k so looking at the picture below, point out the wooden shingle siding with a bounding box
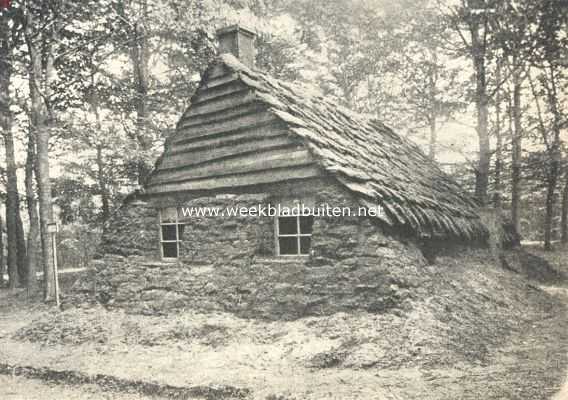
[150,148,313,185]
[146,165,321,194]
[177,101,263,131]
[170,123,289,154]
[161,135,299,170]
[175,110,277,144]
[147,69,319,194]
[183,89,257,119]
[191,80,248,104]
[201,72,240,89]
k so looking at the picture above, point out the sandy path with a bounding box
[0,375,161,400]
[542,286,568,400]
[2,250,568,399]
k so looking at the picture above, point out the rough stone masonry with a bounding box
[85,177,442,319]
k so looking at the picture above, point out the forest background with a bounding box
[0,0,566,300]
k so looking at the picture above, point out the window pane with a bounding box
[161,207,177,223]
[161,225,178,241]
[300,236,311,255]
[279,237,298,255]
[178,224,185,240]
[162,242,178,258]
[278,216,298,235]
[299,216,314,234]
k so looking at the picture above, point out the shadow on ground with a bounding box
[503,248,568,285]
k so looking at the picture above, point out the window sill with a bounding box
[160,257,180,263]
[253,256,310,264]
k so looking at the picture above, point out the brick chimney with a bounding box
[216,25,256,68]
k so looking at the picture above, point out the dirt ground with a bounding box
[0,375,165,400]
[0,247,568,399]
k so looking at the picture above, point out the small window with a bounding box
[159,208,183,260]
[276,215,314,256]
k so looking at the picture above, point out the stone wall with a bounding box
[90,231,427,320]
[97,198,160,259]
[86,177,435,319]
[178,193,275,265]
[97,192,275,264]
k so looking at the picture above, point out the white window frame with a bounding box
[275,214,313,256]
[159,208,183,261]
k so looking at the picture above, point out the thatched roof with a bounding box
[220,54,487,240]
[148,54,487,241]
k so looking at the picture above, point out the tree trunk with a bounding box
[36,127,55,300]
[542,65,562,251]
[90,84,111,224]
[428,50,438,160]
[471,19,490,206]
[510,67,523,236]
[1,14,24,289]
[96,144,111,223]
[2,132,20,289]
[1,109,25,289]
[561,169,568,245]
[0,0,9,289]
[429,117,437,160]
[25,2,56,301]
[493,62,503,209]
[544,166,559,251]
[25,131,40,291]
[129,0,151,184]
[35,116,55,299]
[475,90,490,206]
[15,208,26,285]
[0,215,4,288]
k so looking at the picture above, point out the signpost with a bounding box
[47,222,59,307]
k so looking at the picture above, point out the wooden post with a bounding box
[47,223,59,307]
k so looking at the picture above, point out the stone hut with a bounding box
[92,26,488,318]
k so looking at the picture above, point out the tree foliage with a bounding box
[1,0,567,295]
